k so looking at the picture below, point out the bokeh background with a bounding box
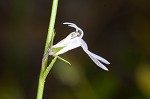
[0,0,150,99]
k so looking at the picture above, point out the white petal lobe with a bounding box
[87,51,110,64]
[88,55,109,71]
[81,39,109,71]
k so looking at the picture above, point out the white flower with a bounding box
[50,22,110,71]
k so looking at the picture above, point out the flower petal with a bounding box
[87,51,110,64]
[80,39,88,49]
[88,54,109,71]
[55,39,82,55]
[52,34,72,48]
[82,47,109,70]
[63,22,83,38]
[80,39,109,70]
[80,39,110,64]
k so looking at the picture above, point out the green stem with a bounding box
[36,74,45,99]
[45,0,58,53]
[42,56,58,80]
[43,0,58,70]
[36,0,58,99]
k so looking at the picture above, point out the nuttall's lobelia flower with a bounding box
[44,22,110,71]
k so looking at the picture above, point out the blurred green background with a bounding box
[0,0,150,99]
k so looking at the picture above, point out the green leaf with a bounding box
[57,56,71,65]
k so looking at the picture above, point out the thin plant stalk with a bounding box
[36,0,58,99]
